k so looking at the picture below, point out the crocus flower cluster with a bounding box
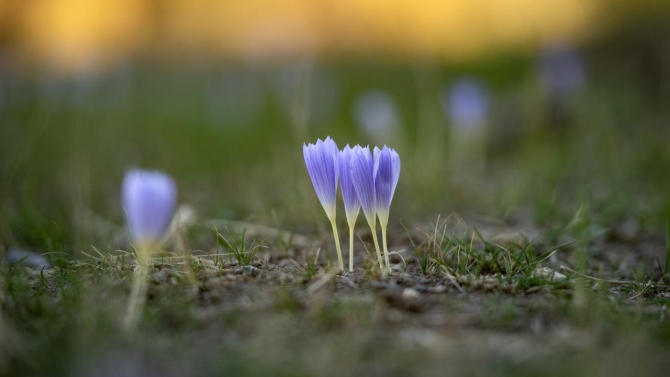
[304,137,400,273]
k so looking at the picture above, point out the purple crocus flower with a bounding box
[340,145,361,272]
[122,169,177,246]
[340,145,361,226]
[350,145,375,225]
[374,146,401,272]
[303,137,344,271]
[444,78,490,130]
[303,137,339,220]
[373,146,401,224]
[350,145,384,270]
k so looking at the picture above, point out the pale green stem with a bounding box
[379,212,391,274]
[329,218,344,272]
[349,225,355,272]
[367,216,384,270]
[123,243,150,333]
[381,225,391,274]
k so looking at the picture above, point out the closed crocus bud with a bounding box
[340,145,361,227]
[303,137,339,221]
[350,145,375,226]
[350,145,384,270]
[374,146,401,273]
[340,145,361,272]
[122,169,177,247]
[303,137,344,271]
[373,146,401,228]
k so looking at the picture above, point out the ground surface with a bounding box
[3,213,670,376]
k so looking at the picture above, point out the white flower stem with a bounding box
[124,243,150,333]
[378,212,391,274]
[381,225,391,274]
[329,218,344,272]
[367,217,384,270]
[349,225,355,272]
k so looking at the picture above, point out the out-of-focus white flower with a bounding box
[443,77,490,131]
[353,90,401,143]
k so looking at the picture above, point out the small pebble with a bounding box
[428,285,447,294]
[241,265,261,277]
[402,288,420,300]
[413,285,428,293]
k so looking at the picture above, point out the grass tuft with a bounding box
[214,228,266,266]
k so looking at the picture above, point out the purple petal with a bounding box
[339,145,360,225]
[122,169,177,243]
[303,137,339,217]
[350,145,376,222]
[373,146,401,215]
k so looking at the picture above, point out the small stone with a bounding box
[533,267,566,281]
[371,281,389,290]
[428,285,447,294]
[242,265,261,277]
[336,276,358,289]
[152,268,169,284]
[413,285,428,293]
[401,288,420,300]
[277,259,293,267]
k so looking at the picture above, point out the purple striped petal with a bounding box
[339,145,360,226]
[122,169,177,244]
[373,146,401,218]
[303,137,339,219]
[350,145,376,223]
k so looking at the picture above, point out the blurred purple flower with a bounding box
[303,137,340,220]
[444,78,490,129]
[373,146,401,225]
[537,43,586,98]
[122,169,177,245]
[353,90,400,142]
[339,145,360,226]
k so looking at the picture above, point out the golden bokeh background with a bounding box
[2,0,665,75]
